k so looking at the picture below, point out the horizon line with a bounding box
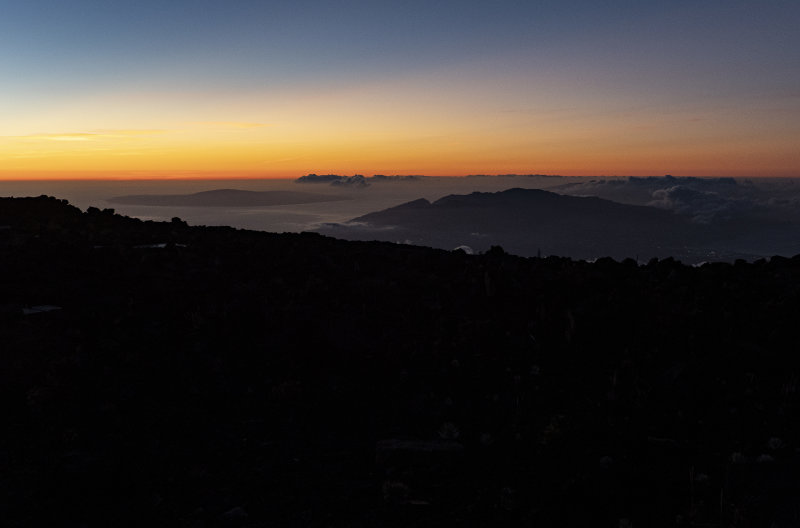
[0,171,795,182]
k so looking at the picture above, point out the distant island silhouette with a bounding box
[108,188,348,207]
[318,187,762,263]
[295,174,422,186]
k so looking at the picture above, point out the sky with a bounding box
[1,0,799,179]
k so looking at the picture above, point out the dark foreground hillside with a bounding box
[2,196,800,527]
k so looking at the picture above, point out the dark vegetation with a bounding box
[2,196,800,527]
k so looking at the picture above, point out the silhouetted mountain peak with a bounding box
[389,197,432,209]
[355,187,674,223]
[321,188,760,262]
[432,187,576,207]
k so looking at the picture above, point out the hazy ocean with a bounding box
[5,175,800,262]
[0,176,569,233]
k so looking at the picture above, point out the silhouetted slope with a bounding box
[2,196,800,527]
[320,188,736,262]
[108,188,346,206]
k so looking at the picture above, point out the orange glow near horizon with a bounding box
[3,121,797,179]
[2,140,797,179]
[2,72,798,180]
[3,3,799,181]
[2,131,798,179]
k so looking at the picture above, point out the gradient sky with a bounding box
[1,0,799,178]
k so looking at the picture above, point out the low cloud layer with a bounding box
[556,176,800,224]
[647,185,750,224]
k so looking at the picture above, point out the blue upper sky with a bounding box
[5,1,796,91]
[2,1,799,176]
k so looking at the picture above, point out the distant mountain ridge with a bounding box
[108,188,347,207]
[319,187,754,262]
